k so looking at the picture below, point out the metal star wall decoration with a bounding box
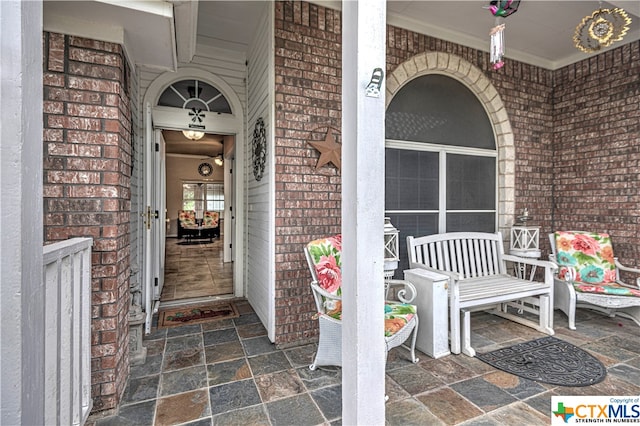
[308,127,341,171]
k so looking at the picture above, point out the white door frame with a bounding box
[142,104,158,333]
[153,129,167,301]
[142,68,246,310]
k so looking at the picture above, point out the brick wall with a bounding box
[43,32,131,413]
[552,42,640,267]
[273,1,556,345]
[274,1,342,345]
[274,2,639,346]
[386,25,556,252]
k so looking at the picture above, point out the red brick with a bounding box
[47,33,65,72]
[47,115,102,131]
[67,76,120,93]
[47,88,103,104]
[69,46,122,67]
[43,72,65,87]
[44,31,131,414]
[43,101,64,114]
[46,171,100,184]
[67,103,119,119]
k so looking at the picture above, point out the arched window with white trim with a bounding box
[385,74,497,274]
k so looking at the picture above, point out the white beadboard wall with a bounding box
[246,4,276,342]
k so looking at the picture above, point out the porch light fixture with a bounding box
[574,7,632,53]
[383,217,400,278]
[214,155,223,167]
[182,130,205,141]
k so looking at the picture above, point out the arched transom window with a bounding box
[158,79,232,114]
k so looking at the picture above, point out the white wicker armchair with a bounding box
[304,235,419,370]
[549,231,640,329]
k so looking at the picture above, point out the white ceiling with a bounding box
[43,0,640,156]
[43,0,640,72]
[196,0,640,70]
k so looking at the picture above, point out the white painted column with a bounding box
[0,0,44,424]
[341,0,387,424]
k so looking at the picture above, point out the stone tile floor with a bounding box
[89,300,640,425]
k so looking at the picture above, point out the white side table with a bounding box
[404,268,450,359]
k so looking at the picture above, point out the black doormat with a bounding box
[476,336,606,387]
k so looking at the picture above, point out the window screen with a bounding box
[386,74,494,149]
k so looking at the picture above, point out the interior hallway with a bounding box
[161,236,233,303]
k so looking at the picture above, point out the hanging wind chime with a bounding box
[486,0,521,71]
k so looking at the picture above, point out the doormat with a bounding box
[158,302,239,328]
[476,336,606,387]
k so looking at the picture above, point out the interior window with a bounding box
[183,182,224,219]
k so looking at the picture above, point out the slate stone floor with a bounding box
[89,300,640,425]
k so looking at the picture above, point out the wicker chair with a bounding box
[549,231,640,329]
[304,234,419,370]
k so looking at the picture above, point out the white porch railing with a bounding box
[43,237,93,425]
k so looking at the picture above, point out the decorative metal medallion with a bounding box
[252,117,266,181]
[198,162,213,177]
[574,7,632,53]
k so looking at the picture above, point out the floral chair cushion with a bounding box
[555,231,616,284]
[554,231,640,297]
[202,211,219,228]
[307,234,416,336]
[307,235,342,298]
[384,303,416,337]
[179,210,197,229]
[572,282,640,298]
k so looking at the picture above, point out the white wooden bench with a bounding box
[407,232,556,356]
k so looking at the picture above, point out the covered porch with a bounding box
[3,1,640,425]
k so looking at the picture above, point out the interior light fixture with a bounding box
[182,130,205,141]
[574,7,632,53]
[214,155,223,166]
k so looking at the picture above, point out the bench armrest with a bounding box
[409,263,460,281]
[503,254,558,272]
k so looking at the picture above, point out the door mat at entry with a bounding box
[158,302,239,328]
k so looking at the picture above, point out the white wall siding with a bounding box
[246,3,275,341]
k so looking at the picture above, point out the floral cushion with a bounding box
[179,210,197,228]
[307,235,342,298]
[384,303,416,337]
[554,231,616,284]
[307,234,416,336]
[573,282,640,298]
[202,211,219,228]
[554,231,640,298]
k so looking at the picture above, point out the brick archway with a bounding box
[386,52,515,235]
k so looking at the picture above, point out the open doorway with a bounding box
[142,69,245,332]
[161,129,234,304]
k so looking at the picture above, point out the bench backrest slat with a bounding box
[407,232,506,279]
